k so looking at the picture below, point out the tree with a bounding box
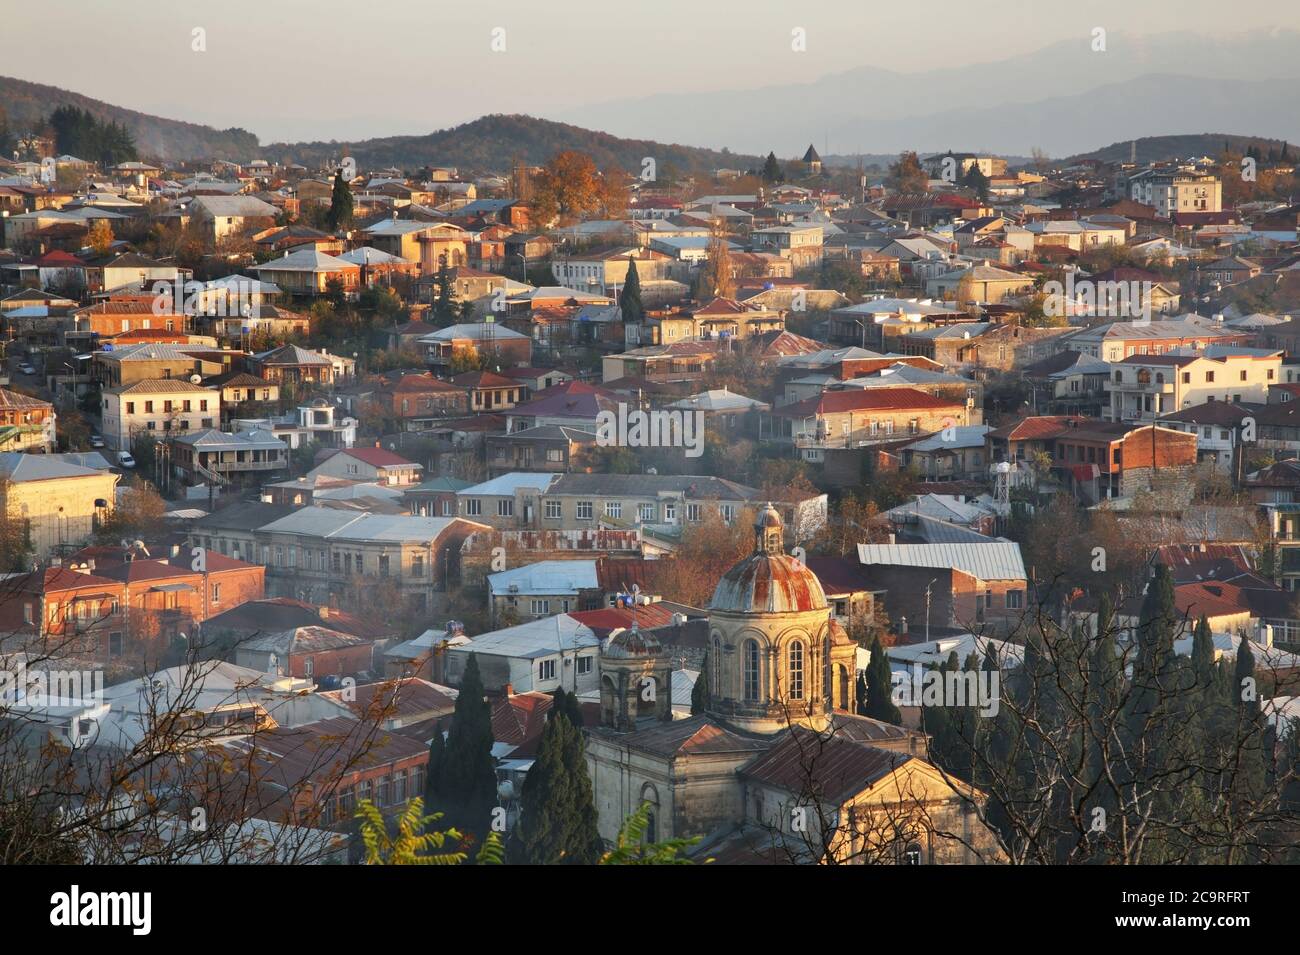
[761,152,783,183]
[887,151,928,194]
[695,219,735,300]
[619,256,644,324]
[531,150,615,225]
[355,797,502,865]
[691,655,710,715]
[863,635,901,724]
[88,219,114,256]
[326,170,353,232]
[508,691,603,864]
[95,480,166,543]
[428,654,498,847]
[0,478,34,573]
[599,802,703,864]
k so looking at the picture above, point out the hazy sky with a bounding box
[5,0,1299,144]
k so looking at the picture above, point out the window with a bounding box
[538,658,556,681]
[576,500,593,520]
[378,554,390,577]
[686,503,701,523]
[411,555,424,578]
[332,552,342,573]
[712,636,721,697]
[743,640,761,702]
[466,499,482,516]
[638,503,656,522]
[1006,590,1024,609]
[1182,372,1191,384]
[788,640,805,700]
[497,499,513,517]
[377,775,391,807]
[1206,371,1215,383]
[211,583,221,605]
[664,502,677,522]
[985,589,993,609]
[125,401,135,414]
[720,504,736,523]
[530,599,550,615]
[544,499,562,519]
[577,655,593,675]
[22,603,32,625]
[546,448,564,463]
[392,769,407,804]
[605,501,622,519]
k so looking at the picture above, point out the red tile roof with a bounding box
[773,387,960,418]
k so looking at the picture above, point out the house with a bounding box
[1056,316,1250,362]
[1128,167,1222,216]
[898,425,991,481]
[487,559,602,624]
[189,195,279,244]
[451,370,524,412]
[234,626,375,680]
[308,447,423,486]
[485,425,597,477]
[168,428,290,487]
[91,342,224,388]
[250,344,340,388]
[772,387,968,462]
[1157,402,1255,473]
[100,379,221,451]
[373,374,468,427]
[600,341,719,384]
[1105,347,1282,422]
[443,613,602,695]
[0,388,56,452]
[857,541,1029,634]
[418,322,533,373]
[1051,422,1199,504]
[250,249,361,296]
[503,380,620,433]
[210,372,279,411]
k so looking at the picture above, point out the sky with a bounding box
[4,0,1299,145]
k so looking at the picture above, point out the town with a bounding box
[0,11,1297,877]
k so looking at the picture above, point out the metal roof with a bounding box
[455,614,600,660]
[256,506,466,543]
[487,560,599,597]
[857,541,1026,582]
[457,472,558,497]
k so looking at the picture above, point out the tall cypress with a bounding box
[434,654,498,844]
[618,256,644,324]
[761,152,783,183]
[327,169,353,231]
[424,724,445,808]
[509,697,603,864]
[691,654,710,715]
[864,635,901,724]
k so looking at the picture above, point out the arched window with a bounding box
[788,640,804,700]
[743,639,760,702]
[711,635,721,697]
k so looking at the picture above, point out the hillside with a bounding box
[1067,133,1294,165]
[264,114,762,176]
[0,75,259,162]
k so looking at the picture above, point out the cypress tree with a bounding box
[551,686,585,727]
[618,256,644,324]
[761,151,783,183]
[855,673,868,716]
[434,653,498,844]
[424,724,445,808]
[864,635,901,724]
[510,699,603,864]
[691,654,710,715]
[1191,615,1215,691]
[327,169,353,231]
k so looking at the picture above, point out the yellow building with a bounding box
[0,453,119,559]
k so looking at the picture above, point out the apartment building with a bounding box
[1128,167,1222,217]
[1105,347,1282,422]
[100,379,221,450]
[773,387,968,462]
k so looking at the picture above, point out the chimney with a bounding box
[504,682,514,698]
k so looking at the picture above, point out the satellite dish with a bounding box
[190,374,202,384]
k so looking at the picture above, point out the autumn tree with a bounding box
[95,480,166,544]
[695,219,735,300]
[887,151,928,194]
[531,151,623,225]
[88,219,115,256]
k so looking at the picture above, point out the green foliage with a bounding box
[618,256,644,324]
[864,635,901,724]
[691,655,710,715]
[428,654,499,846]
[326,170,354,232]
[761,151,783,183]
[48,104,136,165]
[598,802,704,865]
[355,797,503,865]
[508,690,603,865]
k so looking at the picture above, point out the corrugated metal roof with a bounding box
[488,560,599,596]
[257,506,467,543]
[456,614,599,659]
[857,541,1026,582]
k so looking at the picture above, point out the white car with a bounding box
[89,435,105,448]
[117,451,136,469]
[17,363,35,375]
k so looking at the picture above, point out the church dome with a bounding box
[709,505,827,614]
[604,625,662,659]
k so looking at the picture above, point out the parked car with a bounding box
[17,363,35,375]
[89,434,105,448]
[117,451,136,468]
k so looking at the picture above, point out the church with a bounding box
[585,505,1002,863]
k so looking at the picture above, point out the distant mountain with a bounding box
[559,29,1300,157]
[263,114,762,177]
[0,75,259,163]
[1067,134,1294,165]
